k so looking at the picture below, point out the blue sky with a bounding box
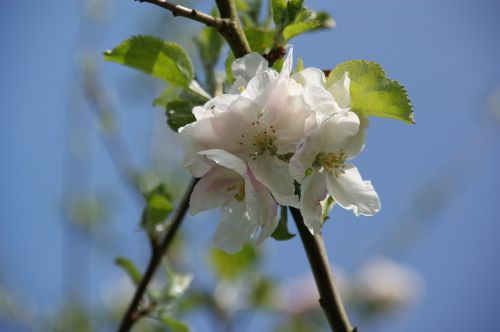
[1,0,499,331]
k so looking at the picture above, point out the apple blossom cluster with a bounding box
[179,49,380,252]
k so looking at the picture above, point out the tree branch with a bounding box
[117,177,199,332]
[136,0,251,57]
[290,207,356,332]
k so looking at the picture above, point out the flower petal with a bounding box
[315,111,360,154]
[325,164,381,216]
[327,71,351,109]
[303,85,342,124]
[232,52,268,82]
[300,171,328,234]
[242,69,279,106]
[244,169,278,226]
[255,213,279,245]
[193,94,239,120]
[279,47,293,80]
[292,67,326,88]
[189,166,242,215]
[213,201,258,253]
[249,154,299,208]
[199,149,247,177]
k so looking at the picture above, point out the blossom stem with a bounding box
[135,0,251,57]
[117,177,199,332]
[290,207,356,332]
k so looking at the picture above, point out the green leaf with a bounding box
[225,52,235,84]
[244,27,274,53]
[209,244,258,280]
[194,26,224,69]
[166,100,197,131]
[158,315,189,332]
[141,184,173,238]
[248,277,275,307]
[115,257,142,286]
[271,0,287,29]
[327,60,414,124]
[295,57,304,72]
[103,35,194,87]
[271,206,295,241]
[283,20,321,41]
[272,0,304,30]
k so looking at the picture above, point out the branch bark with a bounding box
[117,177,199,332]
[136,0,250,57]
[290,207,356,332]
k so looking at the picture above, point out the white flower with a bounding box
[180,49,315,208]
[189,149,278,252]
[355,257,423,314]
[290,110,381,234]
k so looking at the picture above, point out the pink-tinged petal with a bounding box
[193,94,239,120]
[214,201,258,253]
[327,71,351,109]
[249,154,299,208]
[300,171,328,235]
[260,80,315,153]
[199,149,247,177]
[189,167,242,215]
[292,67,326,88]
[244,169,278,226]
[325,164,381,216]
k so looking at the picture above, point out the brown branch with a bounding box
[136,0,250,57]
[117,177,199,332]
[290,207,356,332]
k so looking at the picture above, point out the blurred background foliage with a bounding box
[1,0,499,331]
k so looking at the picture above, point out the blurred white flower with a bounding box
[354,257,423,315]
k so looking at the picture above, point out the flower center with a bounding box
[226,183,245,202]
[313,151,347,174]
[249,120,277,158]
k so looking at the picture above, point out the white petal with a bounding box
[325,164,381,216]
[316,111,360,154]
[199,149,247,177]
[344,114,368,159]
[289,143,308,183]
[279,47,293,80]
[214,201,258,253]
[242,69,279,106]
[192,94,238,120]
[228,76,248,95]
[303,85,342,124]
[232,52,268,81]
[327,71,351,109]
[179,121,215,177]
[292,67,326,88]
[300,171,328,235]
[244,169,278,226]
[189,167,242,215]
[249,154,299,208]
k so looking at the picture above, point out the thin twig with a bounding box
[137,0,222,27]
[117,177,199,332]
[136,0,251,57]
[290,207,355,332]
